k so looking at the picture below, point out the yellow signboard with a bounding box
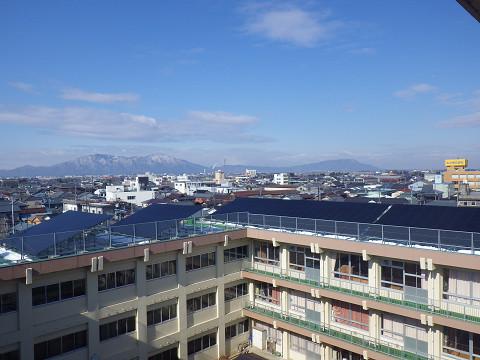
[444,159,468,169]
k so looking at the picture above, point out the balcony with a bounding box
[244,301,428,360]
[242,261,480,326]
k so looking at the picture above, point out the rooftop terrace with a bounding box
[1,199,480,268]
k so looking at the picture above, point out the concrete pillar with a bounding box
[250,238,255,266]
[368,257,381,294]
[428,325,442,359]
[368,310,381,343]
[136,259,148,360]
[86,270,100,359]
[281,290,289,315]
[322,299,331,327]
[282,330,289,359]
[216,245,226,358]
[176,251,188,360]
[280,245,289,275]
[18,281,33,359]
[320,343,332,360]
[427,268,443,307]
[320,252,332,284]
[248,282,255,305]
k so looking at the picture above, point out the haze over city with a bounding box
[1,1,480,170]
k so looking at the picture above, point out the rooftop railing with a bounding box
[0,215,242,267]
[213,212,480,254]
[1,211,479,268]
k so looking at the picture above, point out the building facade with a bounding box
[443,159,480,191]
[1,203,480,360]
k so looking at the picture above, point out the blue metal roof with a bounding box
[111,204,201,241]
[216,198,480,234]
[21,211,111,236]
[376,204,480,233]
[115,204,201,226]
[215,198,390,224]
[4,211,111,257]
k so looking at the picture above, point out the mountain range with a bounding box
[0,154,379,177]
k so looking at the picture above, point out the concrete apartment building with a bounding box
[1,199,480,360]
[443,159,480,191]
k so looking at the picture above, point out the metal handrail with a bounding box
[242,261,480,326]
[1,211,479,268]
[244,300,433,360]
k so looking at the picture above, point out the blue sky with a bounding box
[1,0,479,170]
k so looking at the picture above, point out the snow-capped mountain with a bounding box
[0,154,206,176]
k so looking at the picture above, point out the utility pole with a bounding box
[11,196,15,234]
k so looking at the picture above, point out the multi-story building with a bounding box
[1,198,480,360]
[273,173,291,186]
[443,159,480,191]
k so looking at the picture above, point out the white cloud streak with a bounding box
[0,106,264,143]
[61,88,139,104]
[394,83,437,98]
[188,111,257,124]
[243,5,340,47]
[8,81,36,93]
[439,112,480,128]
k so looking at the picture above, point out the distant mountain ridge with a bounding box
[0,154,205,177]
[218,159,379,173]
[0,154,379,177]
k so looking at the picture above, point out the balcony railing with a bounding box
[242,261,480,326]
[244,300,430,360]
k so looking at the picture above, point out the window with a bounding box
[442,327,480,358]
[185,252,215,271]
[187,332,217,355]
[289,246,320,271]
[0,350,20,360]
[331,348,362,360]
[224,283,248,301]
[99,316,136,341]
[148,348,178,360]
[226,319,249,339]
[381,260,423,290]
[225,323,237,339]
[146,260,176,280]
[32,279,86,306]
[147,303,177,326]
[255,283,280,305]
[224,245,248,263]
[334,253,368,283]
[127,195,136,200]
[187,292,216,314]
[290,333,321,356]
[98,269,135,291]
[332,300,369,331]
[254,241,279,265]
[289,290,307,313]
[34,330,87,360]
[443,268,480,305]
[0,292,17,314]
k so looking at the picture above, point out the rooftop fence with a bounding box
[1,212,479,268]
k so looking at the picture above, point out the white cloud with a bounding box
[8,81,36,93]
[394,83,437,98]
[244,5,340,47]
[439,112,480,128]
[349,47,376,55]
[188,111,257,124]
[61,88,139,104]
[0,106,263,143]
